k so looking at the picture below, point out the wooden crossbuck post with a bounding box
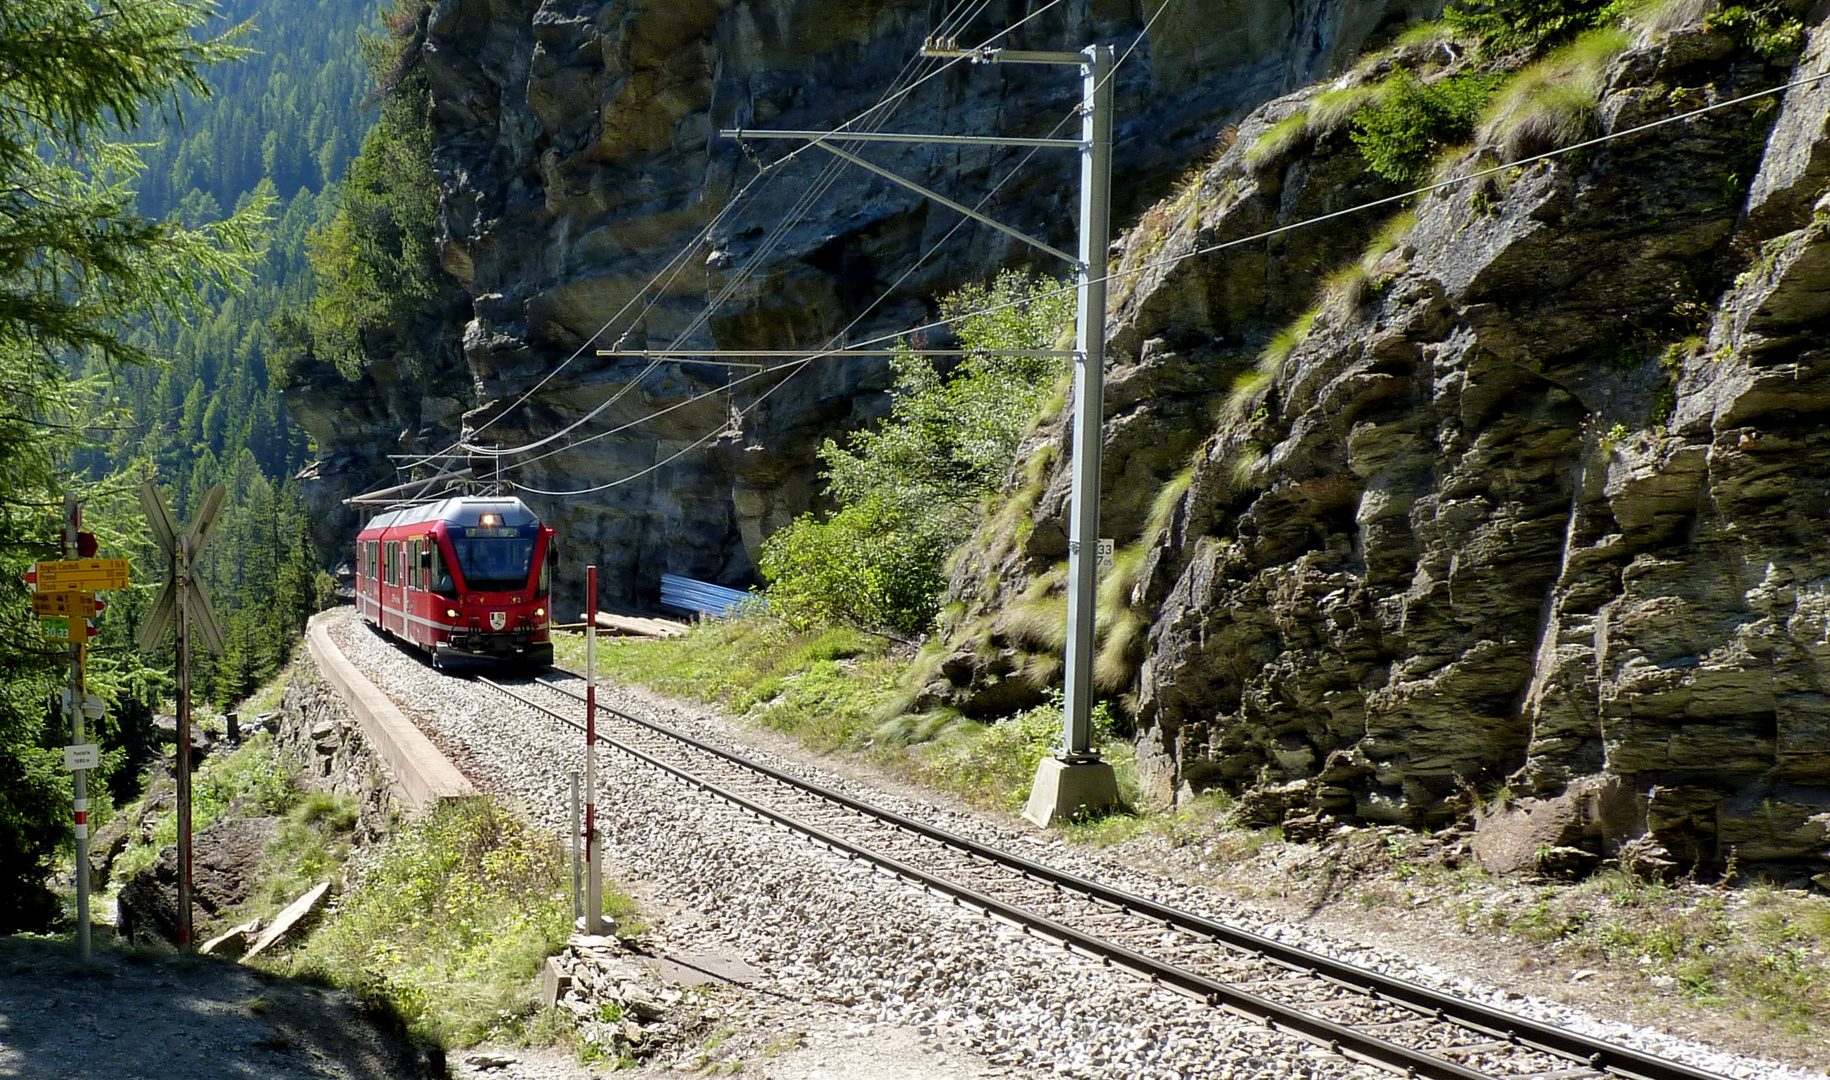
[138,481,227,948]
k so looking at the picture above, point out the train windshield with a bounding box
[451,537,536,592]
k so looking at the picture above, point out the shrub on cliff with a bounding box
[302,0,443,381]
[1444,0,1625,54]
[1350,70,1503,184]
[759,271,1072,637]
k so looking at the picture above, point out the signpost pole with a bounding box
[175,542,193,949]
[62,496,91,963]
[584,565,603,935]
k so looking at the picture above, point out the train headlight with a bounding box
[445,608,459,619]
[534,607,545,619]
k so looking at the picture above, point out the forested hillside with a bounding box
[71,0,380,707]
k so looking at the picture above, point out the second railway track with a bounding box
[477,671,1734,1080]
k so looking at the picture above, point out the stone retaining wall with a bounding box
[275,648,399,846]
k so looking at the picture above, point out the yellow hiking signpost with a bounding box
[33,558,129,592]
[32,591,99,619]
[29,501,131,964]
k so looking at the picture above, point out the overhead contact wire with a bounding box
[602,61,1830,391]
[449,0,1002,464]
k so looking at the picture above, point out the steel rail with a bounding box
[526,673,1717,1080]
[517,673,1732,1080]
[479,676,1492,1080]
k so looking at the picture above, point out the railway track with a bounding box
[477,672,1732,1080]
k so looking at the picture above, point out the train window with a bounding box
[430,544,453,595]
[385,542,396,585]
[538,549,553,595]
[408,539,422,590]
[450,535,536,591]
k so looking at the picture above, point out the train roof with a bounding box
[359,496,541,534]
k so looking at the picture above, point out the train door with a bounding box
[356,540,372,620]
[381,539,398,635]
[365,540,380,619]
[406,537,425,646]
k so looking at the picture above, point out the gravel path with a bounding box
[327,610,1822,1080]
[0,934,429,1080]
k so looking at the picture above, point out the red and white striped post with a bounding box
[64,497,92,962]
[584,564,603,935]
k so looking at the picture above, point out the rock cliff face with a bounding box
[937,7,1830,875]
[291,0,1438,602]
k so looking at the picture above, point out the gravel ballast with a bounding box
[326,610,1823,1080]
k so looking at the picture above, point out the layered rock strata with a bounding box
[939,11,1830,874]
[293,0,1439,604]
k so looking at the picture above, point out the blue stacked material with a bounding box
[659,574,760,618]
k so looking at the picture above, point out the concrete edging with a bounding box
[306,618,475,812]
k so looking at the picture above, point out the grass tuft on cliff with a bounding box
[1477,26,1630,161]
[1244,111,1312,173]
[1226,307,1318,422]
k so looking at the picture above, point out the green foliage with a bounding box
[109,731,302,884]
[1705,3,1806,62]
[911,695,1136,811]
[289,798,593,1048]
[758,498,953,637]
[194,732,299,821]
[130,0,371,216]
[304,54,444,381]
[0,0,271,931]
[1477,27,1630,161]
[72,0,394,711]
[1473,875,1830,1034]
[553,620,899,752]
[1444,0,1624,54]
[759,270,1073,636]
[1350,71,1503,184]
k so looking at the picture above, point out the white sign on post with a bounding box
[63,743,100,771]
[1096,538,1114,571]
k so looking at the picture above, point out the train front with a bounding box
[429,498,555,669]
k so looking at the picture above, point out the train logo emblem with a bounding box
[490,611,507,630]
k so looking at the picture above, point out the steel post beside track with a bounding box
[584,566,602,935]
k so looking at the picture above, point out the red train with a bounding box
[354,496,556,669]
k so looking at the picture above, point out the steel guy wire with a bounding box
[507,0,1169,494]
[434,0,1028,467]
[477,1,1076,472]
[511,61,1830,494]
[463,8,972,462]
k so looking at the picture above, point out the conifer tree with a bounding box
[0,0,264,930]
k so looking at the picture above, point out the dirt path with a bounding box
[0,936,431,1080]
